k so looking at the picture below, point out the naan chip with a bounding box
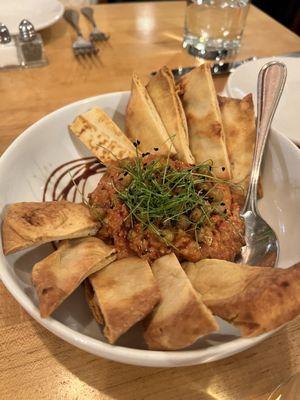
[69,107,136,164]
[32,237,116,318]
[144,253,218,350]
[178,64,231,179]
[126,73,176,155]
[184,259,300,337]
[218,95,256,193]
[87,257,160,344]
[147,66,195,164]
[2,201,99,255]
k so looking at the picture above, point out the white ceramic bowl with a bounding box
[0,91,299,367]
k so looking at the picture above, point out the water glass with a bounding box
[183,0,250,59]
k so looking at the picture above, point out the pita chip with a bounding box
[178,64,231,179]
[126,73,176,155]
[147,66,195,164]
[144,253,218,350]
[2,201,99,255]
[218,95,256,193]
[184,259,300,337]
[32,237,116,318]
[69,107,136,164]
[87,257,160,344]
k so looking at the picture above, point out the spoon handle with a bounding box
[242,61,287,213]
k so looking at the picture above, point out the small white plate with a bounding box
[0,91,300,367]
[1,0,64,35]
[226,57,300,145]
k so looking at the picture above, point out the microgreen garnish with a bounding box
[114,154,239,245]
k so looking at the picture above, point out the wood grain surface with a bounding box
[1,2,300,399]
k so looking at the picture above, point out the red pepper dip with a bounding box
[89,155,245,263]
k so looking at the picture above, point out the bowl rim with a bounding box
[0,91,298,367]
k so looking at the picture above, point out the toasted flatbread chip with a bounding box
[2,201,99,255]
[126,73,176,155]
[184,259,300,337]
[69,107,136,164]
[32,237,116,318]
[85,279,104,325]
[147,66,195,164]
[178,64,231,179]
[87,257,160,344]
[218,95,256,193]
[144,253,218,350]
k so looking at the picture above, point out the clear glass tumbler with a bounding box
[183,0,250,59]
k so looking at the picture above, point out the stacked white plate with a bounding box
[226,56,300,145]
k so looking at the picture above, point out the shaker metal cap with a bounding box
[19,19,36,41]
[0,23,11,44]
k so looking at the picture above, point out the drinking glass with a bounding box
[183,0,250,59]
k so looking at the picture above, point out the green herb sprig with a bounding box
[114,147,239,244]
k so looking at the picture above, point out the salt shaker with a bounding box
[0,23,19,69]
[17,19,47,67]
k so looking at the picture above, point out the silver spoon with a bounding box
[238,61,287,267]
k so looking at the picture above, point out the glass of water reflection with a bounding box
[183,0,250,59]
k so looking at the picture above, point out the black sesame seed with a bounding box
[222,167,225,171]
[137,140,141,145]
[209,166,212,171]
[154,147,159,151]
[220,202,225,206]
[142,153,146,157]
[124,171,128,176]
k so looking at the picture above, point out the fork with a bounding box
[81,7,110,42]
[63,9,98,56]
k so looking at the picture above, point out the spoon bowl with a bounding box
[237,61,287,267]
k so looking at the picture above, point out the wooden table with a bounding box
[1,2,300,399]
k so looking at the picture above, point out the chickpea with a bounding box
[201,182,213,192]
[198,227,213,245]
[210,188,224,202]
[161,229,174,242]
[178,215,191,230]
[190,207,203,222]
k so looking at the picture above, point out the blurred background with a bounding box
[61,0,300,35]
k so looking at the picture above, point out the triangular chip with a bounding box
[69,107,136,164]
[32,237,116,318]
[125,73,176,155]
[218,94,256,193]
[184,259,300,337]
[178,64,231,179]
[147,66,195,164]
[87,257,160,344]
[144,253,218,350]
[2,201,99,255]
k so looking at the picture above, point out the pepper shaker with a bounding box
[17,19,47,67]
